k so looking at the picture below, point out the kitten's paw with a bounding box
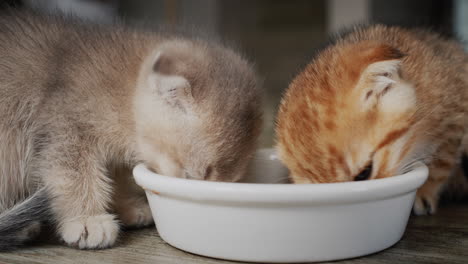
[413,188,439,215]
[118,199,154,228]
[60,214,119,249]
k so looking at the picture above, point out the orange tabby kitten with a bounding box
[276,25,468,215]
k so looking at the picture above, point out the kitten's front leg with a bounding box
[41,142,119,249]
[414,169,449,215]
[112,166,153,228]
[413,136,461,215]
[114,195,153,228]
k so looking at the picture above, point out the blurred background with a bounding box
[2,0,467,147]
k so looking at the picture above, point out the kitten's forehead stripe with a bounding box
[375,149,390,179]
[376,126,410,151]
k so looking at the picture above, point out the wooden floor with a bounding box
[0,202,467,264]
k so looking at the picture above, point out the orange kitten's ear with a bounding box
[364,45,405,77]
[148,51,193,112]
[358,47,415,113]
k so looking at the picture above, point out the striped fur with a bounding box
[276,25,468,215]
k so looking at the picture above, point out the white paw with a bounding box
[60,214,119,249]
[119,201,154,228]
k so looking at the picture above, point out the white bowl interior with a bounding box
[241,148,291,184]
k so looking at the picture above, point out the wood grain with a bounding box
[0,203,467,264]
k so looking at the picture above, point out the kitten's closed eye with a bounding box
[204,165,213,180]
[184,166,213,180]
[354,163,373,181]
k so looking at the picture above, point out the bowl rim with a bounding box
[133,161,428,205]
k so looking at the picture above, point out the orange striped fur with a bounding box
[276,25,468,215]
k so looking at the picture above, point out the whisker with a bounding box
[399,156,427,174]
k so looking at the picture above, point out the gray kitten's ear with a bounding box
[149,52,193,111]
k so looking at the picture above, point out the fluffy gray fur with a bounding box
[0,10,262,250]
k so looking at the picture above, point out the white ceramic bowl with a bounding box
[133,148,428,263]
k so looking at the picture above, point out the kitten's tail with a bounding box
[0,187,51,251]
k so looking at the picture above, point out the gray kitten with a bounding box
[0,11,262,250]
